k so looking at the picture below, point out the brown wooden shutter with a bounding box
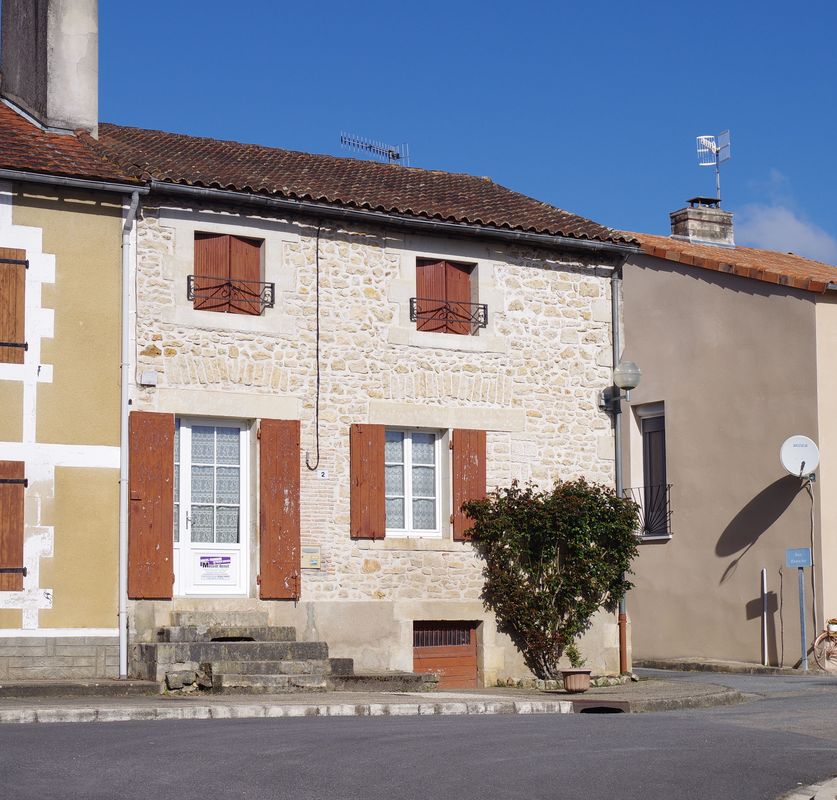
[128,411,175,599]
[259,419,300,599]
[193,233,230,311]
[452,429,486,541]
[0,461,25,591]
[415,260,446,332]
[229,235,263,316]
[445,261,473,335]
[350,424,386,539]
[0,247,26,364]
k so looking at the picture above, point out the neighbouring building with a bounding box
[0,0,640,686]
[621,197,837,667]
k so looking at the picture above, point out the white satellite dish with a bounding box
[780,435,820,477]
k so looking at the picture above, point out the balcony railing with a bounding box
[409,297,488,334]
[187,275,275,315]
[624,484,672,538]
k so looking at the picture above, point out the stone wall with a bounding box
[0,637,118,679]
[130,199,619,678]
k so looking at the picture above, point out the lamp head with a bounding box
[613,360,641,391]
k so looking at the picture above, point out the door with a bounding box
[174,419,249,596]
[413,621,478,688]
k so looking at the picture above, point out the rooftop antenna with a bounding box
[340,132,410,166]
[696,130,731,201]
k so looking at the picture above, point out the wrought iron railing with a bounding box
[624,484,672,538]
[187,275,275,314]
[409,297,488,334]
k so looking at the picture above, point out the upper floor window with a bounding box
[626,411,672,540]
[188,233,273,316]
[411,259,487,335]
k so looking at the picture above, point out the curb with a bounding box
[625,688,745,713]
[636,659,805,676]
[778,775,837,800]
[0,698,574,725]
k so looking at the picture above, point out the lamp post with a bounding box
[600,359,641,674]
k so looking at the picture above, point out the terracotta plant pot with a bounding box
[561,669,592,693]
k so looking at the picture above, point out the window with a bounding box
[189,233,271,316]
[384,430,441,537]
[411,259,486,335]
[0,247,27,364]
[638,414,671,537]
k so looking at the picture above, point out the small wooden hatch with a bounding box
[413,621,478,689]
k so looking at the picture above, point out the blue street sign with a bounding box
[786,548,813,568]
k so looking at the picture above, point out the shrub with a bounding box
[463,478,639,680]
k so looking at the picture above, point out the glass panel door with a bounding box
[173,419,249,596]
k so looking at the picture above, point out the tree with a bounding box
[463,478,639,679]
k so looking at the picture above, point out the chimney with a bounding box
[670,197,734,247]
[0,0,98,136]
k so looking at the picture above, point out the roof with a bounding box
[633,232,837,294]
[83,123,634,244]
[0,102,137,184]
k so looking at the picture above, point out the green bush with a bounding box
[463,478,639,680]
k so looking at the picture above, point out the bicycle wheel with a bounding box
[813,633,837,672]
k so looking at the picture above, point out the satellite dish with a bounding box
[780,435,820,477]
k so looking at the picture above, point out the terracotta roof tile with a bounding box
[89,123,634,244]
[631,232,837,294]
[0,102,136,183]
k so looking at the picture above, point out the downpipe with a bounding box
[119,191,140,678]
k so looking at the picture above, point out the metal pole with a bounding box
[798,566,808,672]
[761,568,768,666]
[611,269,628,675]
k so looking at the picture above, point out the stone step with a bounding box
[329,672,439,692]
[212,673,328,693]
[209,660,330,676]
[157,640,329,663]
[158,626,297,643]
[171,611,270,628]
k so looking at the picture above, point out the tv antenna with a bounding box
[340,132,410,166]
[696,130,731,201]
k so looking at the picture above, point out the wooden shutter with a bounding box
[445,261,473,335]
[350,424,386,539]
[0,461,25,591]
[415,260,446,332]
[0,247,26,364]
[259,419,300,599]
[128,411,175,599]
[229,235,263,316]
[452,429,486,541]
[193,233,230,311]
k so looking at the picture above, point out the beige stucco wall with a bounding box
[0,184,121,635]
[622,255,820,665]
[130,200,620,680]
[815,297,837,622]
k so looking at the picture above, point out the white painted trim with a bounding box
[0,628,119,638]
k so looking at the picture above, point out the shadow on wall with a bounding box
[716,476,801,584]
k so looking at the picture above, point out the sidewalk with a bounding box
[0,676,744,724]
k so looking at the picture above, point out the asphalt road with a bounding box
[1,671,835,800]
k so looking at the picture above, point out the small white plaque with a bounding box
[301,546,321,569]
[317,469,329,480]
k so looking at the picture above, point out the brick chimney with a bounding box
[670,197,734,247]
[0,0,98,136]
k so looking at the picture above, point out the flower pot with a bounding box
[561,669,592,694]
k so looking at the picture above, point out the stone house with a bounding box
[621,198,837,668]
[0,0,641,686]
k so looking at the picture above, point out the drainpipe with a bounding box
[611,265,629,675]
[119,191,140,678]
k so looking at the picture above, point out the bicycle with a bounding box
[813,618,837,672]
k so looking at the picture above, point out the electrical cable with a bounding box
[305,223,322,472]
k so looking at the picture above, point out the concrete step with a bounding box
[147,640,329,664]
[209,660,330,676]
[0,679,159,698]
[329,672,439,692]
[212,673,328,693]
[158,626,297,643]
[171,611,270,628]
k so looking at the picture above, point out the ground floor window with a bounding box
[385,429,441,537]
[173,419,250,595]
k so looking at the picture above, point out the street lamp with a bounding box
[600,359,641,675]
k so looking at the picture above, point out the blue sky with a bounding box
[101,1,837,262]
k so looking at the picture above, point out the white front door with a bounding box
[173,419,249,596]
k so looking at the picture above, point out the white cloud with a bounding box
[736,204,837,265]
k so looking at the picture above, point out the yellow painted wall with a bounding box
[39,467,118,628]
[13,188,121,447]
[0,380,23,440]
[0,610,22,628]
